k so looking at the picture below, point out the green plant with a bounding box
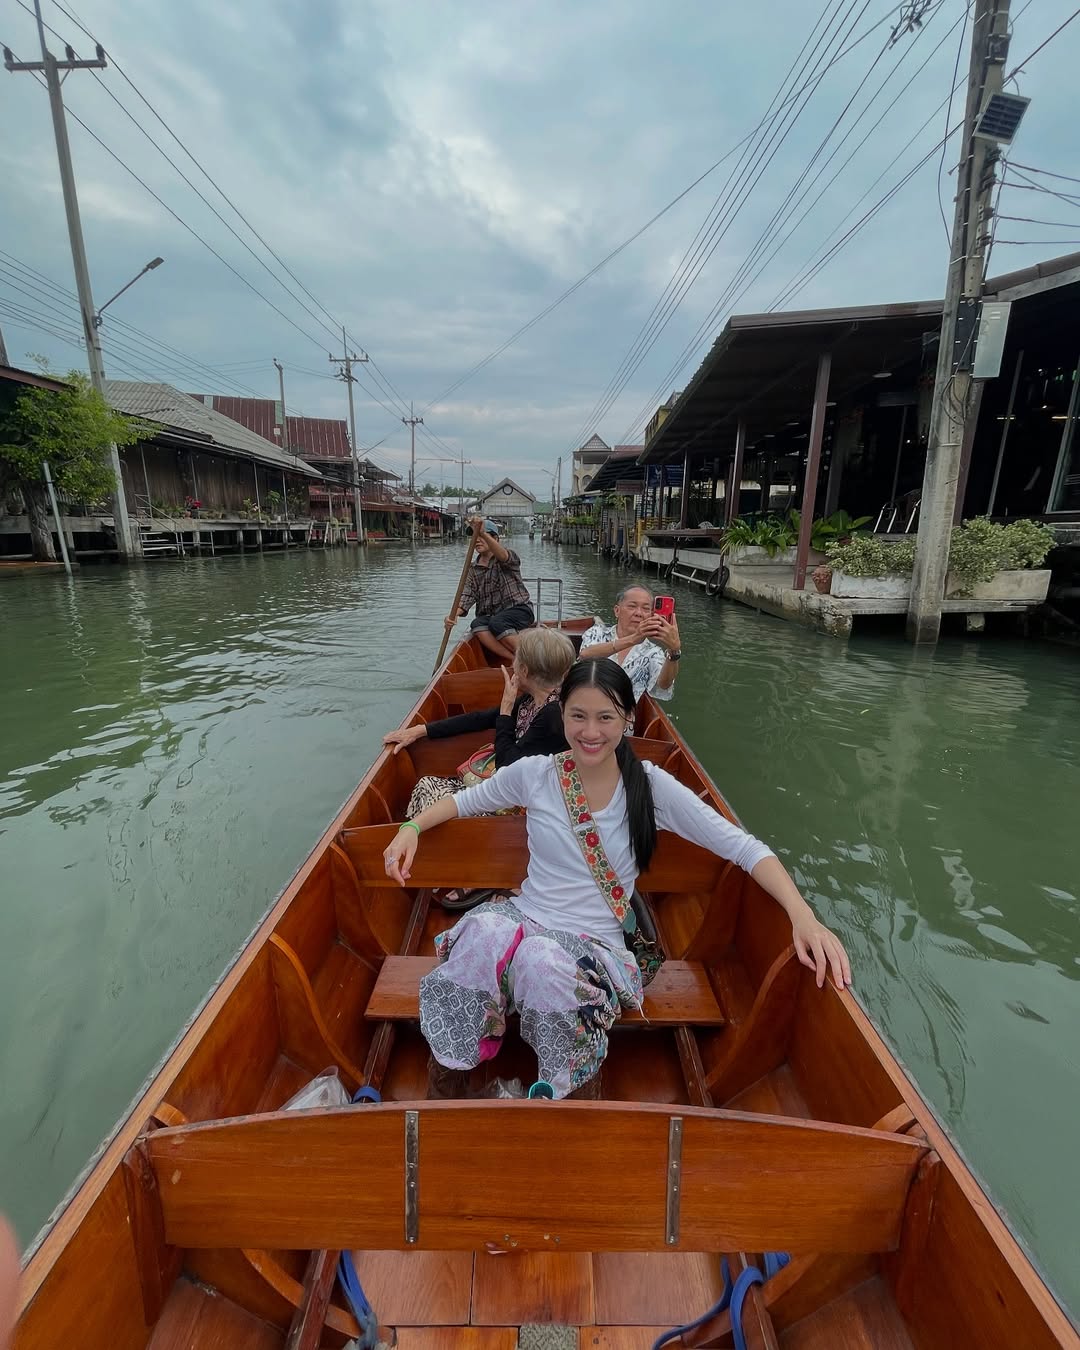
[724,516,797,554]
[0,364,147,560]
[724,518,757,548]
[1000,518,1055,570]
[788,509,872,551]
[826,534,915,576]
[947,517,1056,595]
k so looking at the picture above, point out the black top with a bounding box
[426,696,567,768]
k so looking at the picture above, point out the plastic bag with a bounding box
[282,1066,350,1112]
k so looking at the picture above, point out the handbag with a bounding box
[457,742,497,786]
[456,743,520,816]
[553,750,666,986]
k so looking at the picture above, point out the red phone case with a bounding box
[654,596,675,621]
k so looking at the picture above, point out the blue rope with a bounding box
[651,1252,789,1350]
[729,1268,765,1350]
[336,1086,382,1349]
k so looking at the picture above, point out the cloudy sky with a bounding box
[2,0,1076,497]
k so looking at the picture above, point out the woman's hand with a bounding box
[383,724,425,754]
[383,826,419,885]
[499,666,519,715]
[791,912,852,990]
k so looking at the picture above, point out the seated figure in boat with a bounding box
[383,628,575,913]
[578,584,681,703]
[444,517,535,661]
[382,660,851,1100]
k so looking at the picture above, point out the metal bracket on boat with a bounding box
[666,1116,683,1246]
[405,1110,419,1244]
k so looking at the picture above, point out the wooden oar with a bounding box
[432,525,478,673]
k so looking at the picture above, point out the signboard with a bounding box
[645,464,683,487]
[973,301,1013,380]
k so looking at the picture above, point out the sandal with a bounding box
[435,887,498,912]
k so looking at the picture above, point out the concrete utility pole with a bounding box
[402,403,424,541]
[459,454,472,532]
[273,358,289,449]
[907,0,1011,644]
[5,1,136,559]
[329,329,368,544]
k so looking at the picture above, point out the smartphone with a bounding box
[654,595,675,622]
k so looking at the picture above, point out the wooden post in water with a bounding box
[792,351,832,591]
[728,420,747,525]
[42,460,73,575]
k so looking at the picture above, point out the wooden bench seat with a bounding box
[365,955,725,1027]
[136,1101,927,1255]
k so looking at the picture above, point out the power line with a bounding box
[997,214,1080,228]
[1002,163,1080,212]
[936,0,971,244]
[618,0,956,442]
[0,250,271,397]
[14,0,418,410]
[419,0,923,417]
[610,0,947,447]
[41,0,416,404]
[1008,160,1080,188]
[569,0,872,453]
[1006,7,1080,75]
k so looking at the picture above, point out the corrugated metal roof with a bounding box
[188,393,357,465]
[286,415,350,459]
[195,395,280,443]
[107,382,321,477]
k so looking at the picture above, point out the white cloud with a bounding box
[2,0,1076,480]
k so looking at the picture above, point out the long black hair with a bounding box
[559,659,657,870]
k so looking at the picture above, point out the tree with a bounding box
[0,367,145,560]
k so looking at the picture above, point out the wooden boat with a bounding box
[13,622,1079,1350]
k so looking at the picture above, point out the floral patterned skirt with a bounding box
[419,900,641,1098]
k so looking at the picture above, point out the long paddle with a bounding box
[432,522,480,673]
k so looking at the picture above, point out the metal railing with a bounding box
[528,577,564,627]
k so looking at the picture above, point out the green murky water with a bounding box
[0,542,1077,1313]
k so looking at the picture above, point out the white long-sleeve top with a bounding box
[454,755,776,946]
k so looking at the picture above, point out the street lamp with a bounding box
[93,257,164,328]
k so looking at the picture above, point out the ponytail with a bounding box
[560,657,657,870]
[616,736,657,871]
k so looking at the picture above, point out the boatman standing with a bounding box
[445,516,535,660]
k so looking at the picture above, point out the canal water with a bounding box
[0,541,1077,1313]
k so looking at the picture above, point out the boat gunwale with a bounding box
[17,632,510,1293]
[15,630,1080,1344]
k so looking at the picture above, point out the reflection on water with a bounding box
[0,543,1077,1314]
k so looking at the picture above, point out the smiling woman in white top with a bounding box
[578,584,681,703]
[382,659,851,1101]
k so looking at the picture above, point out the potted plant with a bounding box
[945,517,1054,600]
[826,535,915,598]
[726,516,798,566]
[810,564,833,594]
[184,495,201,518]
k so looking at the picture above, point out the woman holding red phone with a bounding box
[579,584,682,704]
